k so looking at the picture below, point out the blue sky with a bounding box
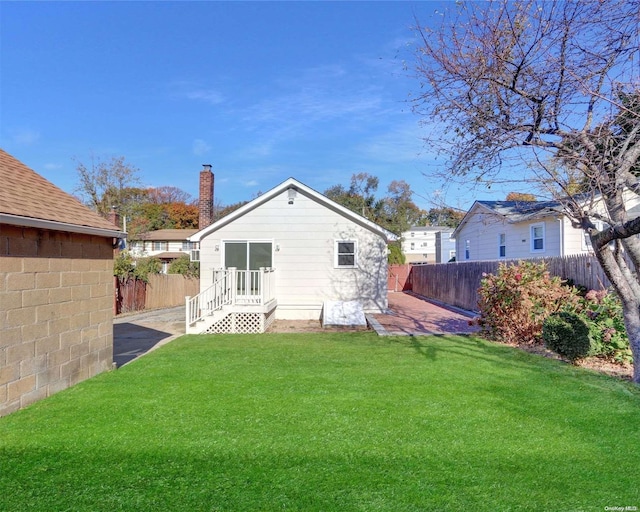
[1,1,504,212]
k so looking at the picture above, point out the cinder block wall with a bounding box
[1,225,114,416]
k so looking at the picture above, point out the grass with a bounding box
[1,332,640,511]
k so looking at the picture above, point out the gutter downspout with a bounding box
[558,217,565,257]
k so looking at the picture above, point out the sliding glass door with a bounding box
[224,241,272,296]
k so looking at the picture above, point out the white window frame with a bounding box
[464,239,470,260]
[334,240,357,268]
[152,241,168,251]
[530,223,545,253]
[498,233,506,258]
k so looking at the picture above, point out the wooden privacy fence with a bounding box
[114,274,199,315]
[114,277,146,315]
[410,254,611,313]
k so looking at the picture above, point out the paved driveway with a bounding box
[113,306,185,367]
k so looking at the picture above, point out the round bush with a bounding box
[542,312,592,363]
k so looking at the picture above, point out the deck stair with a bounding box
[186,267,276,334]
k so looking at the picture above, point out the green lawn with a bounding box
[1,333,639,511]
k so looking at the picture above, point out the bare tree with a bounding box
[411,0,640,381]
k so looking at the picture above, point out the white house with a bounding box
[401,226,455,263]
[186,178,396,334]
[453,197,640,262]
[130,229,198,273]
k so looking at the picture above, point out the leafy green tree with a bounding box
[424,207,464,229]
[325,174,427,235]
[74,155,144,221]
[380,180,428,234]
[387,242,406,264]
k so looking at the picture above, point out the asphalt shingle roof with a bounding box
[0,148,120,232]
[476,200,563,222]
[138,229,198,241]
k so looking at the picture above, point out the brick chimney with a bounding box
[199,164,214,229]
[107,206,120,229]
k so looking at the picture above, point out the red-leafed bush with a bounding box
[476,261,579,345]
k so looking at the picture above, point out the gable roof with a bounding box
[137,229,198,241]
[189,177,397,243]
[405,225,454,233]
[0,149,125,238]
[453,199,563,238]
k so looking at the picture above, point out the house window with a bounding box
[410,242,415,250]
[499,233,506,258]
[182,241,196,251]
[465,240,470,260]
[335,240,357,268]
[411,232,415,237]
[152,241,168,251]
[530,223,545,252]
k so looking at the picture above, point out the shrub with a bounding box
[114,251,135,280]
[133,257,162,282]
[574,289,632,364]
[168,255,200,278]
[542,312,593,363]
[476,261,579,345]
[114,252,162,283]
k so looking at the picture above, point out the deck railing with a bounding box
[186,267,276,326]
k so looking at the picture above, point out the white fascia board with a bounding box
[0,213,126,239]
[189,177,398,243]
[452,201,486,238]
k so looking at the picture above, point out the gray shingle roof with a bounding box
[476,200,563,222]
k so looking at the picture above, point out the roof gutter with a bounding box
[0,213,127,239]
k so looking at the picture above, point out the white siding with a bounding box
[200,189,388,319]
[456,210,564,260]
[131,240,193,257]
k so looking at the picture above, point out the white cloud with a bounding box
[12,129,40,146]
[185,89,225,105]
[43,162,62,170]
[171,80,225,105]
[192,138,211,156]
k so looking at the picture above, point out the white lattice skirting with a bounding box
[203,308,276,334]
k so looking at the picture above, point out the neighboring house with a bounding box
[452,197,640,261]
[129,229,198,273]
[0,149,126,416]
[186,178,396,334]
[401,226,455,263]
[127,165,214,274]
[435,230,457,263]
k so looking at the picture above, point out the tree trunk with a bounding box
[593,241,640,383]
[622,302,640,384]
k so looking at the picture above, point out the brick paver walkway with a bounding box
[369,291,480,336]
